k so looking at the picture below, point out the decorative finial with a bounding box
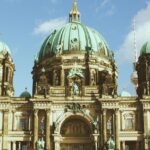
[69,0,80,22]
[25,87,27,91]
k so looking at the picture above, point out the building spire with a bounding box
[130,18,138,88]
[69,0,80,22]
[133,18,138,63]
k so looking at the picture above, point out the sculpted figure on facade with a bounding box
[37,138,45,150]
[56,43,63,56]
[54,70,59,86]
[70,38,79,51]
[91,70,96,86]
[107,137,115,150]
[67,64,84,96]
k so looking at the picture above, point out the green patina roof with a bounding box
[140,41,150,56]
[35,2,114,63]
[0,41,11,55]
[121,90,131,97]
[37,22,113,62]
[20,90,31,98]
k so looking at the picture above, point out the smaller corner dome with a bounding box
[0,41,12,56]
[140,41,150,56]
[121,90,131,97]
[20,88,31,99]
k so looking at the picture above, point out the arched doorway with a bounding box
[60,116,94,150]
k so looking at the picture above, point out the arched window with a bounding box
[123,113,134,130]
[18,117,28,131]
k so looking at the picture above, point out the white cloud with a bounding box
[106,5,115,16]
[116,2,150,64]
[96,0,115,16]
[33,17,67,36]
[101,0,111,8]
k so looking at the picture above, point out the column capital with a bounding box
[102,109,107,114]
[3,109,9,113]
[34,109,39,116]
[114,108,119,114]
[46,109,51,114]
[12,109,16,113]
[144,109,148,114]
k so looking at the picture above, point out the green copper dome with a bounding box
[0,41,11,55]
[20,88,31,99]
[121,90,131,97]
[140,41,150,56]
[36,2,113,63]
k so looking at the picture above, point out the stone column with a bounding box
[115,109,120,150]
[46,109,51,150]
[102,109,107,147]
[93,134,99,150]
[2,110,9,150]
[18,142,21,150]
[28,114,31,131]
[61,69,64,86]
[54,134,61,150]
[144,110,148,132]
[122,141,125,150]
[12,142,16,150]
[55,141,60,150]
[136,141,139,150]
[33,110,39,150]
[144,110,148,150]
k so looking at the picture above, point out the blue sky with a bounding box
[0,0,150,96]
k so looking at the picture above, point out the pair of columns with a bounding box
[33,109,51,150]
[12,142,21,150]
[102,109,120,150]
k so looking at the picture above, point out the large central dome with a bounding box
[37,2,113,62]
[32,1,118,98]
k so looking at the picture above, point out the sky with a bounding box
[0,0,150,96]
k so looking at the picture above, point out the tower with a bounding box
[131,19,138,91]
[136,41,150,98]
[0,41,15,96]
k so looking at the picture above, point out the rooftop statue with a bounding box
[37,138,45,150]
[107,137,115,150]
[72,82,79,95]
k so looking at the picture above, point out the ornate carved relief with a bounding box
[67,65,84,96]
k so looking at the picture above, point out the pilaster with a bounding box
[46,109,51,150]
[115,109,120,150]
[61,69,64,86]
[12,142,16,150]
[2,110,9,150]
[122,141,125,150]
[102,109,107,147]
[144,110,148,133]
[12,111,16,131]
[33,109,39,150]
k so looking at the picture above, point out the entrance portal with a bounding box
[60,116,94,150]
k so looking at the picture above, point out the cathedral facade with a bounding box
[0,2,150,150]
